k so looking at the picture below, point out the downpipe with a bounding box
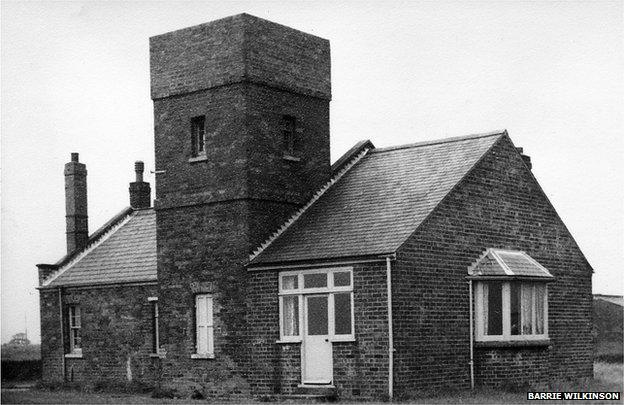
[468,280,474,390]
[386,256,394,400]
[58,287,66,382]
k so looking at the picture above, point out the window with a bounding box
[148,297,160,355]
[194,294,214,358]
[282,115,296,156]
[190,116,206,157]
[475,281,548,341]
[278,268,354,342]
[68,305,81,354]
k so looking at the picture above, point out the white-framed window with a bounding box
[475,281,548,341]
[148,297,160,355]
[278,267,354,342]
[194,294,214,358]
[68,305,82,354]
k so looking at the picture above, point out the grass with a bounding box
[2,362,622,404]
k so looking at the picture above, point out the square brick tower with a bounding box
[149,14,331,391]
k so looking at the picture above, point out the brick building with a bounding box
[37,14,593,399]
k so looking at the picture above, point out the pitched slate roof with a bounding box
[249,131,505,266]
[468,248,554,279]
[43,209,157,287]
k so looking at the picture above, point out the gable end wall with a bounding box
[393,136,592,394]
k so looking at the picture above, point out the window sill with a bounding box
[282,155,301,162]
[475,339,551,348]
[191,353,215,359]
[331,337,356,343]
[276,339,302,344]
[65,353,83,359]
[149,353,166,358]
[188,155,208,163]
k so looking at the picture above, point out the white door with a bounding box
[303,294,332,384]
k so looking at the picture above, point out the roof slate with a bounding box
[44,209,157,287]
[250,132,505,265]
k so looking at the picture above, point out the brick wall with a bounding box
[392,135,592,395]
[153,82,330,211]
[150,14,330,101]
[150,13,332,397]
[246,261,390,399]
[39,284,159,385]
[155,201,252,397]
[474,347,550,389]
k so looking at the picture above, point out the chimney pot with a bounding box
[134,161,144,182]
[71,152,79,162]
[129,161,151,209]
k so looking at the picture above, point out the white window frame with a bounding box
[68,305,82,355]
[192,294,214,359]
[278,267,355,343]
[475,281,548,342]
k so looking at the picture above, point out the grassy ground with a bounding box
[2,362,622,404]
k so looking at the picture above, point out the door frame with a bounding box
[301,293,333,385]
[277,267,355,387]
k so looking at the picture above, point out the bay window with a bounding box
[476,282,548,341]
[469,248,554,343]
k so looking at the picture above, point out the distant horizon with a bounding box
[2,1,622,344]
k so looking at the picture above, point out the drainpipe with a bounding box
[386,256,394,399]
[58,287,66,382]
[468,280,474,389]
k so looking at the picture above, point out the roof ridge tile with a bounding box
[371,130,506,153]
[41,211,137,287]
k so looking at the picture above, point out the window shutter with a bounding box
[195,295,213,355]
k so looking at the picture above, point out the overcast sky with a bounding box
[2,1,622,343]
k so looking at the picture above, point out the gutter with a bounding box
[468,280,474,390]
[386,256,394,399]
[58,287,65,382]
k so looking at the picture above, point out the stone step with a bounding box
[294,385,337,397]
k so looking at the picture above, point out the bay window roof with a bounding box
[468,249,554,280]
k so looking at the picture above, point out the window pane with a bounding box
[484,282,503,335]
[307,296,328,335]
[521,284,534,335]
[72,329,81,349]
[333,271,351,287]
[535,285,545,334]
[191,116,206,156]
[282,296,299,336]
[334,293,352,335]
[510,283,521,335]
[197,325,207,354]
[304,273,327,288]
[282,275,298,290]
[197,296,207,325]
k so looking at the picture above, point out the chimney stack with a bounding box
[516,147,532,170]
[129,161,151,209]
[65,153,88,254]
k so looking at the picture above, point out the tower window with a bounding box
[191,116,206,157]
[282,115,297,156]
